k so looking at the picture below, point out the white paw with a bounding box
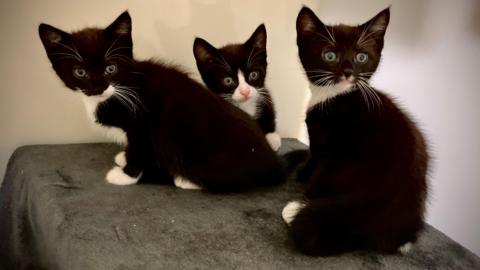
[105,166,140,185]
[174,176,202,190]
[282,200,305,225]
[114,151,127,168]
[266,132,281,151]
[398,242,413,255]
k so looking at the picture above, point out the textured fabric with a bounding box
[1,140,479,270]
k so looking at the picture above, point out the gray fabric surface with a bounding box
[1,139,479,270]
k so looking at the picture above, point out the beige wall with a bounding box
[1,0,479,256]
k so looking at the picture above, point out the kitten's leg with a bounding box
[282,200,306,225]
[174,176,202,190]
[106,141,144,186]
[106,166,141,185]
[114,151,127,168]
[398,242,413,254]
[138,165,174,185]
[255,101,281,150]
[265,132,282,151]
[296,158,316,182]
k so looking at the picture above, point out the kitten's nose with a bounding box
[343,68,354,78]
[240,87,251,97]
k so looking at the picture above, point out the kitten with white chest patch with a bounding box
[39,12,286,191]
[193,24,281,151]
[282,7,429,256]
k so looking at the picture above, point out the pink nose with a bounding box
[240,87,251,97]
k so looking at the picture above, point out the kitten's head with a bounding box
[296,6,389,92]
[193,24,267,104]
[39,11,133,99]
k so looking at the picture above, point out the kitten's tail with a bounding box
[288,197,363,256]
[280,149,310,174]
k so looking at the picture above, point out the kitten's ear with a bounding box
[296,6,325,35]
[38,23,71,49]
[361,7,390,38]
[105,11,132,36]
[193,38,219,66]
[245,24,267,49]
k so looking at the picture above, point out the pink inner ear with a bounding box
[48,32,62,43]
[115,22,130,34]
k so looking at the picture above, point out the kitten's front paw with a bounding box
[174,176,202,190]
[105,166,140,185]
[266,132,281,151]
[114,151,127,168]
[398,242,413,255]
[282,200,306,225]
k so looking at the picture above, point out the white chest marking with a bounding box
[308,82,353,110]
[80,86,127,145]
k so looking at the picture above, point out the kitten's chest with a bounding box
[81,96,127,144]
[235,98,259,118]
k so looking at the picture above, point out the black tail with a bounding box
[280,149,310,174]
[289,197,363,256]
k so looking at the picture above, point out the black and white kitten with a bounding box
[38,12,285,192]
[282,7,429,256]
[193,25,281,151]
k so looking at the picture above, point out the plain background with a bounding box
[0,0,479,256]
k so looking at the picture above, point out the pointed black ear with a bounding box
[361,7,390,38]
[38,23,71,49]
[245,24,267,49]
[105,11,131,36]
[296,6,325,34]
[193,37,219,65]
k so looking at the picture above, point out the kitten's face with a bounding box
[39,12,133,100]
[193,24,267,104]
[297,7,389,91]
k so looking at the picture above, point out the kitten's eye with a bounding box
[223,77,235,87]
[355,53,369,64]
[323,51,337,62]
[248,71,259,81]
[73,68,87,78]
[104,64,117,75]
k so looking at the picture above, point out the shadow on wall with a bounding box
[315,0,427,48]
[470,0,480,37]
[154,0,236,71]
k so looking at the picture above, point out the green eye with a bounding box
[104,64,117,75]
[223,77,235,86]
[355,53,368,63]
[248,71,259,81]
[323,51,337,62]
[73,68,87,78]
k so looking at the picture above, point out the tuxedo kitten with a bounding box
[39,12,285,191]
[193,25,281,151]
[282,7,429,256]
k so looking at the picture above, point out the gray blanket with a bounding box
[1,140,479,270]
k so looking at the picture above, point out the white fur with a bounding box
[174,176,202,190]
[114,151,127,168]
[282,200,306,225]
[232,71,260,117]
[105,166,141,185]
[398,242,413,255]
[81,85,127,145]
[308,82,353,110]
[265,132,282,151]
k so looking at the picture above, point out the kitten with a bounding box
[282,7,429,256]
[193,25,281,151]
[38,11,285,191]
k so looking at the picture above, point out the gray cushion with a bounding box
[1,140,479,270]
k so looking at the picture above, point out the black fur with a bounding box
[193,24,277,136]
[289,6,429,255]
[39,11,285,192]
